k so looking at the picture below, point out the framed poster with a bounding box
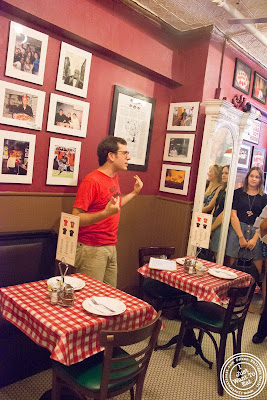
[159,164,190,195]
[0,130,36,184]
[237,144,252,169]
[47,93,90,138]
[5,21,48,85]
[0,80,45,130]
[251,147,266,171]
[235,169,248,189]
[163,133,194,163]
[46,137,81,186]
[109,85,155,171]
[232,58,252,95]
[252,71,267,105]
[242,119,261,145]
[56,42,92,98]
[167,102,199,131]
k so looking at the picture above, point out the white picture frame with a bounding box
[47,93,89,138]
[159,164,190,195]
[56,42,92,98]
[237,144,252,169]
[163,133,194,163]
[0,130,36,184]
[5,21,48,85]
[0,80,45,130]
[167,102,200,131]
[46,137,81,186]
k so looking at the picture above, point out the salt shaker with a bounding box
[50,288,58,305]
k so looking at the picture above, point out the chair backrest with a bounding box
[139,247,175,268]
[99,311,162,400]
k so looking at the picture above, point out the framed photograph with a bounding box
[252,72,267,105]
[251,147,266,171]
[0,80,45,130]
[47,93,90,138]
[264,173,267,194]
[46,137,81,186]
[242,119,261,145]
[56,42,92,98]
[237,144,252,169]
[109,85,156,171]
[163,133,194,163]
[5,21,48,85]
[159,164,190,195]
[232,58,252,95]
[167,102,199,131]
[235,169,248,190]
[0,130,36,184]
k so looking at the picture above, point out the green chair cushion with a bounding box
[143,278,184,299]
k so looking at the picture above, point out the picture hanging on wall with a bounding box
[167,102,199,131]
[235,169,248,190]
[47,93,90,138]
[252,72,267,105]
[56,42,92,98]
[163,133,194,163]
[46,137,81,186]
[232,58,252,95]
[5,21,48,86]
[159,164,190,195]
[237,144,252,169]
[0,80,45,130]
[251,147,266,171]
[0,130,36,184]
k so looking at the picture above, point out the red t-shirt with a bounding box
[73,170,121,246]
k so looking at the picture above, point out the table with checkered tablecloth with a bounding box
[0,273,156,366]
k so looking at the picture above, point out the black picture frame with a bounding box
[252,71,267,105]
[109,85,156,171]
[232,58,252,95]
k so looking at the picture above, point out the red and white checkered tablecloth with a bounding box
[138,258,252,305]
[0,273,156,366]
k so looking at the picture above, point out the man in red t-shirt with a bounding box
[72,136,143,287]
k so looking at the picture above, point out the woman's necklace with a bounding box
[247,193,257,217]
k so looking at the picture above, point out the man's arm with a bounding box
[121,175,143,207]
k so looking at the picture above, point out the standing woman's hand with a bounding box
[239,236,248,248]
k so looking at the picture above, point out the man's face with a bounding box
[74,70,80,79]
[113,143,130,171]
[59,110,63,115]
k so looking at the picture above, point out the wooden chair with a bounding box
[51,311,162,400]
[172,278,256,396]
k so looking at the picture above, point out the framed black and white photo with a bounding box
[0,130,36,184]
[109,85,155,171]
[46,137,81,186]
[47,93,89,138]
[167,102,199,131]
[159,164,190,195]
[0,80,45,130]
[232,58,252,95]
[5,22,48,85]
[237,144,252,169]
[163,133,194,163]
[56,42,92,98]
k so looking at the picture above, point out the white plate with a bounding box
[47,276,85,291]
[176,258,186,265]
[82,297,126,316]
[208,268,237,280]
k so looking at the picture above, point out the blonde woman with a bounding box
[202,164,222,214]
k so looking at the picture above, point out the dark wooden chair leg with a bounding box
[217,335,227,396]
[130,386,135,400]
[172,322,187,368]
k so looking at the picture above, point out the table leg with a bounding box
[39,387,80,400]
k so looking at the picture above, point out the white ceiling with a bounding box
[123,0,267,70]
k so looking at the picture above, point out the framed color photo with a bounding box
[56,42,92,98]
[46,137,81,186]
[232,58,252,95]
[237,144,252,169]
[0,80,45,130]
[159,164,190,195]
[251,147,266,171]
[163,133,194,163]
[252,72,267,105]
[0,130,36,184]
[167,102,199,131]
[47,93,90,138]
[109,85,155,171]
[235,169,248,190]
[5,21,48,85]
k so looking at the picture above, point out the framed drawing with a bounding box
[47,93,90,138]
[109,85,155,171]
[5,21,48,85]
[252,72,267,105]
[0,80,45,130]
[167,102,199,131]
[237,144,252,169]
[0,130,36,184]
[163,133,194,163]
[56,42,92,98]
[159,164,190,195]
[251,147,266,171]
[46,137,81,186]
[232,58,252,95]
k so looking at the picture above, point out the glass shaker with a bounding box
[59,284,75,307]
